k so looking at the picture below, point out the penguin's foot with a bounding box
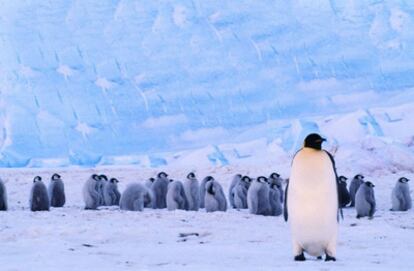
[317,256,323,260]
[356,215,361,219]
[325,255,336,262]
[294,253,306,261]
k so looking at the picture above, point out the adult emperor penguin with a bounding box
[285,133,339,262]
[391,177,412,211]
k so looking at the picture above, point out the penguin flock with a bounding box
[0,133,412,263]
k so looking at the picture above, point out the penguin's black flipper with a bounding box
[283,180,289,222]
[324,150,343,221]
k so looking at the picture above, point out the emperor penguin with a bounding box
[48,173,66,208]
[142,178,155,208]
[391,177,412,211]
[144,177,155,189]
[204,178,227,212]
[337,176,351,208]
[269,172,284,202]
[269,180,283,216]
[30,176,50,211]
[349,174,364,207]
[247,176,271,216]
[97,175,108,206]
[152,172,169,209]
[229,174,242,208]
[355,181,376,219]
[120,183,150,211]
[285,133,339,261]
[83,174,101,210]
[0,179,7,211]
[183,172,200,211]
[233,176,251,209]
[199,176,213,208]
[166,180,189,211]
[103,178,121,206]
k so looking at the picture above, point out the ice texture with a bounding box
[1,1,414,167]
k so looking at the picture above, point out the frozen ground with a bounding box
[0,164,413,271]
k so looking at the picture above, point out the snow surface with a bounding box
[0,160,413,270]
[1,1,414,167]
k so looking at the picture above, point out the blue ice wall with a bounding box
[1,1,414,167]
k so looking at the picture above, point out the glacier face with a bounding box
[1,1,414,167]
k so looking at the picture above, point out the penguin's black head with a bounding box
[270,172,280,179]
[365,181,375,188]
[338,176,348,182]
[51,173,61,181]
[149,177,155,183]
[92,174,100,181]
[354,174,364,180]
[33,176,42,183]
[241,176,252,183]
[304,133,326,150]
[187,172,196,179]
[158,172,168,178]
[399,177,409,183]
[110,178,119,184]
[205,176,214,182]
[257,176,267,183]
[99,175,108,181]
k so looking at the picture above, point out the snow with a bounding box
[0,165,413,270]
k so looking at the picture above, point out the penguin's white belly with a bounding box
[288,149,338,256]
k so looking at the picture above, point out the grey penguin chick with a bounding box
[349,174,364,207]
[0,178,7,211]
[204,177,227,212]
[30,176,50,211]
[48,173,65,208]
[247,176,271,216]
[119,183,151,211]
[166,179,189,211]
[355,181,376,219]
[391,177,412,211]
[337,176,350,208]
[269,172,284,202]
[183,172,200,211]
[269,181,283,216]
[83,174,101,210]
[152,172,169,209]
[199,176,212,209]
[229,174,242,208]
[103,178,121,206]
[98,174,108,206]
[232,176,251,209]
